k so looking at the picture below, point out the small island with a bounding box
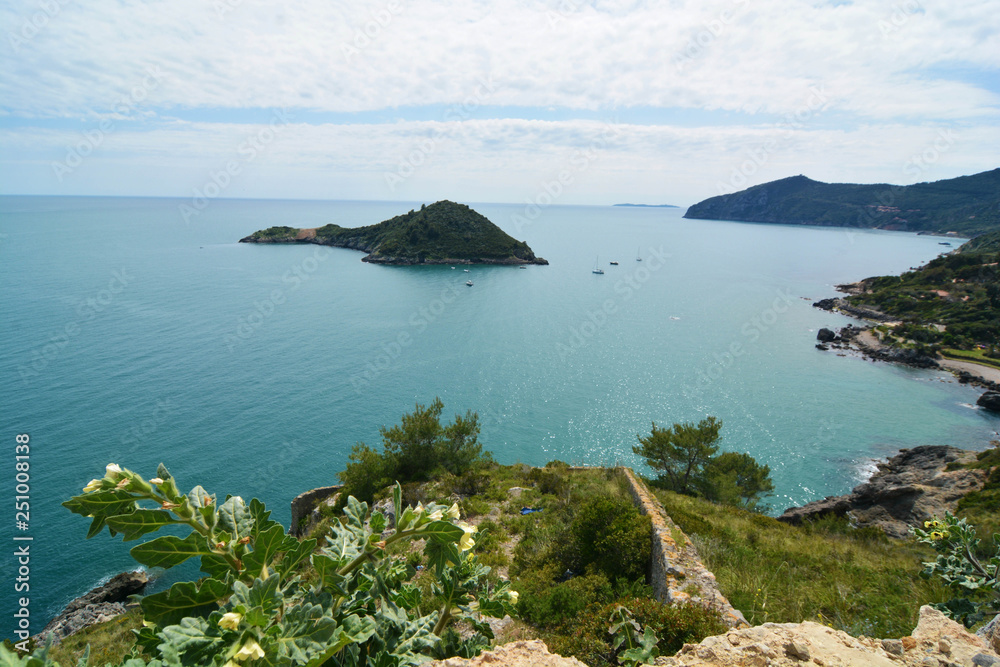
[240,200,548,265]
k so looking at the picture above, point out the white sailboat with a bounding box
[592,257,604,274]
[636,246,642,261]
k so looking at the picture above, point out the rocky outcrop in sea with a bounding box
[978,391,1000,413]
[36,570,148,644]
[778,445,987,538]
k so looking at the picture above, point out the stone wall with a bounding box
[619,467,748,628]
[289,485,341,536]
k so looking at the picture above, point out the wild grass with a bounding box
[653,489,952,637]
[44,608,143,666]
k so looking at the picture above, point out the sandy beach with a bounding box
[852,328,1000,386]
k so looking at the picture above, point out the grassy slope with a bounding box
[953,446,1000,552]
[684,169,1000,235]
[653,489,950,637]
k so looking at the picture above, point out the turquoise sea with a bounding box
[2,196,998,628]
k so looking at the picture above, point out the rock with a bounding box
[817,328,837,343]
[425,640,587,666]
[813,298,840,311]
[653,605,997,667]
[978,392,1000,413]
[816,343,830,351]
[881,638,904,655]
[785,640,811,660]
[979,614,1000,654]
[289,485,342,537]
[876,347,940,369]
[778,446,987,538]
[37,571,148,644]
[371,497,396,530]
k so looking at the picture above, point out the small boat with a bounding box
[939,242,951,246]
[636,246,642,261]
[519,265,527,269]
[592,256,605,275]
[609,261,619,265]
[464,269,470,272]
[466,280,474,286]
[451,266,456,269]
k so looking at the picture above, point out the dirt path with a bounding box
[295,228,317,240]
[848,328,1000,386]
[937,357,1000,385]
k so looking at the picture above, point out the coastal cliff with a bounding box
[778,445,988,538]
[684,168,1000,235]
[240,200,548,266]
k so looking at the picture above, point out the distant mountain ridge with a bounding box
[684,168,1000,236]
[240,200,548,265]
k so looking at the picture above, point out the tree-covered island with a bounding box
[240,200,548,266]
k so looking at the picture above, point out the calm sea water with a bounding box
[2,196,998,627]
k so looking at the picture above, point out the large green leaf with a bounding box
[187,485,214,510]
[62,490,137,524]
[279,537,317,577]
[157,616,224,665]
[248,497,278,538]
[242,524,291,578]
[275,602,341,664]
[140,578,229,627]
[301,614,378,667]
[130,533,213,569]
[423,539,461,577]
[311,554,346,594]
[230,574,281,615]
[199,553,232,580]
[106,509,178,541]
[218,495,252,541]
[421,520,464,543]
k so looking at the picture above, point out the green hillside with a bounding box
[846,230,1000,349]
[684,169,1000,235]
[240,200,547,265]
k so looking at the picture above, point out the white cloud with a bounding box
[1,0,997,200]
[3,116,996,204]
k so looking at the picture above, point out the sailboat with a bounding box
[636,246,642,261]
[592,257,605,275]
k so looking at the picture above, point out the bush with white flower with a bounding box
[911,513,999,628]
[3,463,517,666]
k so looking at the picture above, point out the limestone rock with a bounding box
[778,445,986,538]
[654,605,997,667]
[425,640,587,667]
[979,613,1000,654]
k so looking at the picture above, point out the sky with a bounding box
[1,0,998,206]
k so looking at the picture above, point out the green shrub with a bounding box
[546,598,727,667]
[517,572,616,628]
[340,398,492,503]
[571,494,652,582]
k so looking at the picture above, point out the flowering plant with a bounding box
[911,513,999,627]
[5,463,516,666]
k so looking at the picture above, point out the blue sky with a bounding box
[1,0,998,206]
